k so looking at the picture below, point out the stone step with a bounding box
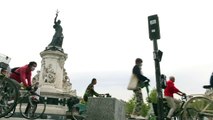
[0,117,146,120]
[0,118,68,120]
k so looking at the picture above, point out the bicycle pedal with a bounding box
[8,100,14,104]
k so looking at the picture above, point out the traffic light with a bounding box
[153,50,163,62]
[157,50,163,62]
[148,14,160,40]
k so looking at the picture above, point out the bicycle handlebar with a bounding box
[181,94,187,101]
[98,93,111,98]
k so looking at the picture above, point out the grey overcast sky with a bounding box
[0,0,212,101]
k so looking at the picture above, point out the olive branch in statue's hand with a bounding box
[56,9,59,16]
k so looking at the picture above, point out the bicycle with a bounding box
[146,81,188,120]
[181,85,213,120]
[0,61,19,118]
[0,75,19,118]
[4,84,46,119]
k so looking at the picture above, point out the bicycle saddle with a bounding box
[203,85,213,89]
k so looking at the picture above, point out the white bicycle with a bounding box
[181,85,213,120]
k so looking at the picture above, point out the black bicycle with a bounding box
[0,74,19,118]
[4,85,46,119]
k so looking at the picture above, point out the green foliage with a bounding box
[125,88,158,117]
[125,95,136,115]
[141,103,150,117]
[125,94,150,117]
[147,88,158,104]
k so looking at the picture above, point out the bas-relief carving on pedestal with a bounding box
[62,69,73,93]
[58,57,65,69]
[32,70,40,84]
[44,64,56,83]
[33,67,73,93]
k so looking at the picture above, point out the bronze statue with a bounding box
[48,10,64,48]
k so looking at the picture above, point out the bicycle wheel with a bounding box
[19,94,46,119]
[181,96,212,120]
[4,107,16,118]
[0,78,18,118]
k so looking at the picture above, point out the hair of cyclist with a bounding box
[28,61,37,67]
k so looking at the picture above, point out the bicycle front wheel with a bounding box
[0,78,18,118]
[19,94,46,119]
[181,96,212,120]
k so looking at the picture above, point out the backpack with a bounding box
[161,74,167,89]
[11,67,20,75]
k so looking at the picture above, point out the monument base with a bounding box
[86,97,126,120]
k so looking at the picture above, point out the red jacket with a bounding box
[10,64,32,87]
[164,80,180,97]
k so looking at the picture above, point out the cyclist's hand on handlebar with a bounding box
[26,86,32,91]
[181,92,186,96]
[145,77,150,82]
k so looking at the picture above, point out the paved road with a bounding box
[0,118,146,120]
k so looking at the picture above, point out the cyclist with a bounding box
[164,76,185,120]
[9,61,37,90]
[83,78,100,102]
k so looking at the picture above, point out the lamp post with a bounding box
[148,14,164,120]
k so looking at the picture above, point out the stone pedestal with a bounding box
[86,97,126,120]
[31,50,76,118]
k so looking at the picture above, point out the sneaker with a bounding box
[134,116,146,119]
[130,114,136,118]
[130,115,146,119]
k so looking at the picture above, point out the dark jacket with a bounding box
[210,73,213,87]
[132,65,149,85]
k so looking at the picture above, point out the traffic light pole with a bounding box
[148,14,164,120]
[153,39,164,120]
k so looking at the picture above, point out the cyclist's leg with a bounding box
[165,96,177,119]
[31,101,37,115]
[24,103,31,114]
[20,94,46,119]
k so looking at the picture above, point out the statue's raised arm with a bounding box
[54,10,59,24]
